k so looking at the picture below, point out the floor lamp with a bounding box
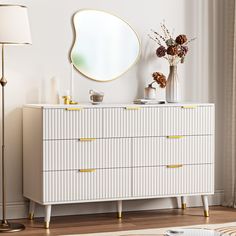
[0,5,31,233]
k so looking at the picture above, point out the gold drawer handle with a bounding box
[167,136,184,139]
[79,169,96,173]
[79,138,96,141]
[167,164,183,168]
[125,106,141,110]
[65,108,83,111]
[181,105,197,109]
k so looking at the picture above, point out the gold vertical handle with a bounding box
[167,164,183,168]
[79,169,96,173]
[79,138,96,141]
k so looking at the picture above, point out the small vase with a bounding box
[144,85,156,100]
[166,65,181,103]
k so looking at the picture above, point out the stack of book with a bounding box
[133,99,166,105]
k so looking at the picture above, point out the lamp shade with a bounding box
[0,5,31,44]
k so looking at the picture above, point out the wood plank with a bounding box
[2,207,236,236]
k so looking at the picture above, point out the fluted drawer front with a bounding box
[133,164,214,197]
[43,138,132,171]
[103,106,214,138]
[43,168,131,203]
[103,107,161,137]
[43,108,102,139]
[133,135,214,166]
[160,106,214,136]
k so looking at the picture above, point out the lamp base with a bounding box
[0,220,25,233]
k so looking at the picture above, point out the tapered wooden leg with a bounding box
[117,200,122,219]
[29,200,35,220]
[44,205,51,229]
[202,195,209,217]
[181,196,186,209]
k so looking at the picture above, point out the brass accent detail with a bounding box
[62,96,78,105]
[70,9,141,82]
[65,107,83,111]
[167,164,183,168]
[63,96,71,105]
[69,100,78,105]
[182,203,187,209]
[79,138,96,141]
[167,136,184,139]
[181,105,197,109]
[125,106,141,110]
[44,222,50,229]
[79,169,96,173]
[29,213,34,220]
[117,212,122,219]
[204,210,209,217]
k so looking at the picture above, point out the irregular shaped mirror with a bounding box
[71,9,140,82]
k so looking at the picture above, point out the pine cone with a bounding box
[156,46,166,57]
[167,45,178,56]
[175,35,187,45]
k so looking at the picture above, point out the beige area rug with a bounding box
[63,222,236,236]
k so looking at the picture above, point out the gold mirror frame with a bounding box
[70,9,141,82]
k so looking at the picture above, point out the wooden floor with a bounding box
[3,206,236,236]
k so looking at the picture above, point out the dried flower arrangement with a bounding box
[149,23,196,66]
[148,72,167,88]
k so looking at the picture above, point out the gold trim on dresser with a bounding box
[65,107,83,111]
[167,136,184,139]
[79,169,96,173]
[79,138,96,142]
[167,164,183,168]
[181,105,197,109]
[125,106,141,110]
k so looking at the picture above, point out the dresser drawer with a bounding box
[43,108,103,139]
[160,106,214,136]
[133,135,214,166]
[103,105,214,138]
[133,164,214,197]
[43,138,132,170]
[43,168,131,203]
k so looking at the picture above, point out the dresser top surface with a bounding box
[24,102,214,109]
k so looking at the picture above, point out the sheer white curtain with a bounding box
[223,0,236,207]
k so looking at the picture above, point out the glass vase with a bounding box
[166,65,181,103]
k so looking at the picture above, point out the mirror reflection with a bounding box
[71,9,140,82]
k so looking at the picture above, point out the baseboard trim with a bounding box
[0,190,224,219]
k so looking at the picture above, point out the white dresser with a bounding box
[23,103,214,228]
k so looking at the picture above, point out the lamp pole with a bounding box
[0,44,25,232]
[0,44,7,226]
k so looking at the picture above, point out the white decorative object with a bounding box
[166,66,181,103]
[144,86,156,100]
[23,103,214,228]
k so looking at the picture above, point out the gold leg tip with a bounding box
[29,213,34,220]
[182,203,187,209]
[44,222,50,229]
[204,210,209,217]
[117,213,122,219]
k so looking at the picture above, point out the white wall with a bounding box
[1,0,223,219]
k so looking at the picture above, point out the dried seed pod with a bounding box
[167,45,178,56]
[175,34,188,45]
